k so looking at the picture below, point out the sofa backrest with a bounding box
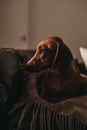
[0,48,34,110]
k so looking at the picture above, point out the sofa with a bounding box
[0,48,87,130]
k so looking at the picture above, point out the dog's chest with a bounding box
[43,73,64,92]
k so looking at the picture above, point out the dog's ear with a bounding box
[55,42,73,70]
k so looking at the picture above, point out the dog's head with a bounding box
[25,37,73,72]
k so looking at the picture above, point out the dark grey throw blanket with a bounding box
[8,95,87,130]
[8,73,87,130]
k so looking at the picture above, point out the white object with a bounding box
[79,47,87,69]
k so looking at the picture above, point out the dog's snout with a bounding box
[24,58,37,72]
[27,55,38,65]
[28,60,35,65]
[25,63,34,72]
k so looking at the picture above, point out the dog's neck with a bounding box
[49,61,71,74]
[49,66,69,75]
[49,60,79,75]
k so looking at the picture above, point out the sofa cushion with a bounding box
[0,48,35,130]
[0,49,23,106]
[80,47,87,69]
[0,48,34,104]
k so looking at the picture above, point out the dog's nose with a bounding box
[24,58,34,71]
[24,62,35,72]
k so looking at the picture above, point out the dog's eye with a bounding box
[39,49,46,55]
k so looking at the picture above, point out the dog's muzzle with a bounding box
[25,59,50,72]
[25,58,37,72]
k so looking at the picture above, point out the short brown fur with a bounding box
[25,37,87,102]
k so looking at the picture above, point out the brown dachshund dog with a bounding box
[25,37,87,102]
